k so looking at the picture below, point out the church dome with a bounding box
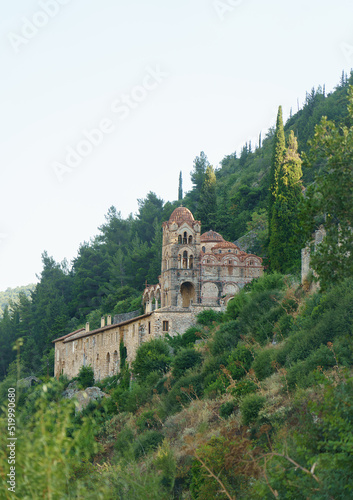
[168,206,195,225]
[200,230,225,243]
[212,241,238,250]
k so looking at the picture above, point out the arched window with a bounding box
[183,232,187,244]
[178,254,181,268]
[202,246,206,253]
[189,255,194,269]
[188,235,193,244]
[178,235,182,244]
[182,251,188,269]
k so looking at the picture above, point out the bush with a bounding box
[114,427,135,460]
[220,400,236,419]
[253,350,276,381]
[136,410,161,432]
[172,348,203,379]
[240,393,266,425]
[76,365,94,389]
[133,339,171,382]
[197,309,224,326]
[227,345,253,380]
[134,430,164,459]
[166,326,204,350]
[209,320,242,356]
[163,373,204,415]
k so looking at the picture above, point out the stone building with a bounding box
[301,226,326,285]
[54,207,263,380]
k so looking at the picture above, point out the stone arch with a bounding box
[201,282,219,305]
[189,254,194,269]
[223,283,239,296]
[180,282,196,307]
[188,235,193,244]
[182,250,188,269]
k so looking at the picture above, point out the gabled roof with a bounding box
[53,328,85,344]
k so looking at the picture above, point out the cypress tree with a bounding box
[269,131,303,273]
[178,171,183,201]
[268,106,285,243]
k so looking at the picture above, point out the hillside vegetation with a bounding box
[0,285,36,318]
[1,274,353,499]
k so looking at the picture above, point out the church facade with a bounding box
[54,207,263,380]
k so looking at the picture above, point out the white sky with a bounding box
[1,0,353,290]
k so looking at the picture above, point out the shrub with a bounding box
[227,345,253,380]
[220,400,236,419]
[163,373,204,415]
[136,410,161,432]
[166,326,204,350]
[240,393,266,425]
[253,350,276,381]
[76,365,94,389]
[197,309,224,326]
[134,430,164,459]
[172,348,203,379]
[209,320,242,356]
[231,378,257,399]
[114,427,135,460]
[133,339,171,382]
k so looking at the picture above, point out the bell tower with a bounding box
[160,207,201,308]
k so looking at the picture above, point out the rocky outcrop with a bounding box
[62,382,109,412]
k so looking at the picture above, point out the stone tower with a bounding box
[160,207,201,308]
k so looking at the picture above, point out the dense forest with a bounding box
[0,72,353,499]
[0,285,36,318]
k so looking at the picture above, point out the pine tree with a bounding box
[268,106,285,243]
[197,165,217,232]
[269,131,303,273]
[178,171,183,201]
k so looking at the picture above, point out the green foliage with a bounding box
[76,364,95,389]
[197,309,224,326]
[166,326,204,351]
[172,348,203,379]
[302,85,353,289]
[134,430,164,459]
[0,382,100,499]
[269,130,303,273]
[240,393,266,425]
[196,165,217,231]
[133,339,171,382]
[219,400,236,419]
[136,410,161,432]
[268,105,286,242]
[209,320,242,356]
[253,349,276,381]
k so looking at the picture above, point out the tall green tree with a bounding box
[184,152,210,214]
[197,165,217,231]
[269,131,303,273]
[268,106,286,242]
[303,86,353,289]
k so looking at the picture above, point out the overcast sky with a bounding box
[1,0,353,290]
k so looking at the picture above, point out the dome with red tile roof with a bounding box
[200,230,224,243]
[168,206,195,225]
[212,241,238,250]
